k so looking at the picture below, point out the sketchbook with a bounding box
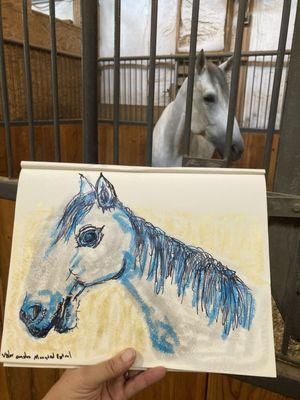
[0,162,275,377]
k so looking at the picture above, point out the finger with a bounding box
[80,348,136,387]
[125,367,166,398]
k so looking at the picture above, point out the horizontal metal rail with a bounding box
[98,50,291,62]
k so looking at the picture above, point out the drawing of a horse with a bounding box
[20,174,255,354]
[152,50,244,166]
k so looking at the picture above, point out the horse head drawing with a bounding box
[20,173,255,353]
[152,50,244,166]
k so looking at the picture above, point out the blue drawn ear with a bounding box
[95,173,117,210]
[79,174,95,196]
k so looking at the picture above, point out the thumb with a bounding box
[81,348,136,387]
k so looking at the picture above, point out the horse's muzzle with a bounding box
[19,292,77,338]
[230,144,244,161]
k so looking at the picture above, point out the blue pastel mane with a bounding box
[123,207,255,338]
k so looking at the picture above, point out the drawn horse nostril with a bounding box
[28,304,42,321]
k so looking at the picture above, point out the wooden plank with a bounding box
[132,371,207,400]
[207,374,294,400]
[31,368,58,400]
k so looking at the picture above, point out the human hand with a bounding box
[42,348,166,400]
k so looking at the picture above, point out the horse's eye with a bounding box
[76,225,104,248]
[203,94,216,103]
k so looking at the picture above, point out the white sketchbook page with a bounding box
[1,162,275,377]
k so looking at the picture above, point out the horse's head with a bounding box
[20,174,133,338]
[191,50,244,161]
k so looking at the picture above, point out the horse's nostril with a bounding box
[28,304,42,321]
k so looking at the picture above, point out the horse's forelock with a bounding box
[53,191,97,245]
[206,61,229,97]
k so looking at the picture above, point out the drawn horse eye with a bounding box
[203,94,216,103]
[76,225,104,248]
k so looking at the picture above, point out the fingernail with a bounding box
[121,348,135,363]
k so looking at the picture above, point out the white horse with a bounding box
[152,50,244,167]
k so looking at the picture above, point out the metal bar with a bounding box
[248,55,257,130]
[0,1,13,177]
[0,118,83,126]
[108,62,111,118]
[113,0,121,163]
[183,157,227,168]
[146,0,158,166]
[0,177,18,200]
[255,55,265,129]
[183,0,200,155]
[81,0,98,163]
[135,59,137,121]
[140,60,143,121]
[263,0,292,172]
[97,49,291,62]
[223,0,247,164]
[49,0,61,161]
[22,0,35,160]
[163,58,167,108]
[263,54,274,129]
[129,60,132,120]
[103,62,107,118]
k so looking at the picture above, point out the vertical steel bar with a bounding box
[223,0,247,164]
[135,59,137,121]
[81,0,98,163]
[263,54,274,129]
[108,65,111,118]
[183,0,200,156]
[22,0,35,160]
[263,0,291,172]
[256,55,265,129]
[239,55,249,129]
[103,63,107,118]
[140,60,143,121]
[163,58,167,107]
[0,0,12,177]
[113,0,121,163]
[49,0,61,162]
[157,60,161,121]
[123,63,127,120]
[129,60,132,120]
[146,0,158,166]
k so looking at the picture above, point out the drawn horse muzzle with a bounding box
[20,290,79,338]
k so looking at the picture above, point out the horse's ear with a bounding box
[79,174,94,195]
[196,49,206,74]
[95,173,117,210]
[219,56,233,73]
